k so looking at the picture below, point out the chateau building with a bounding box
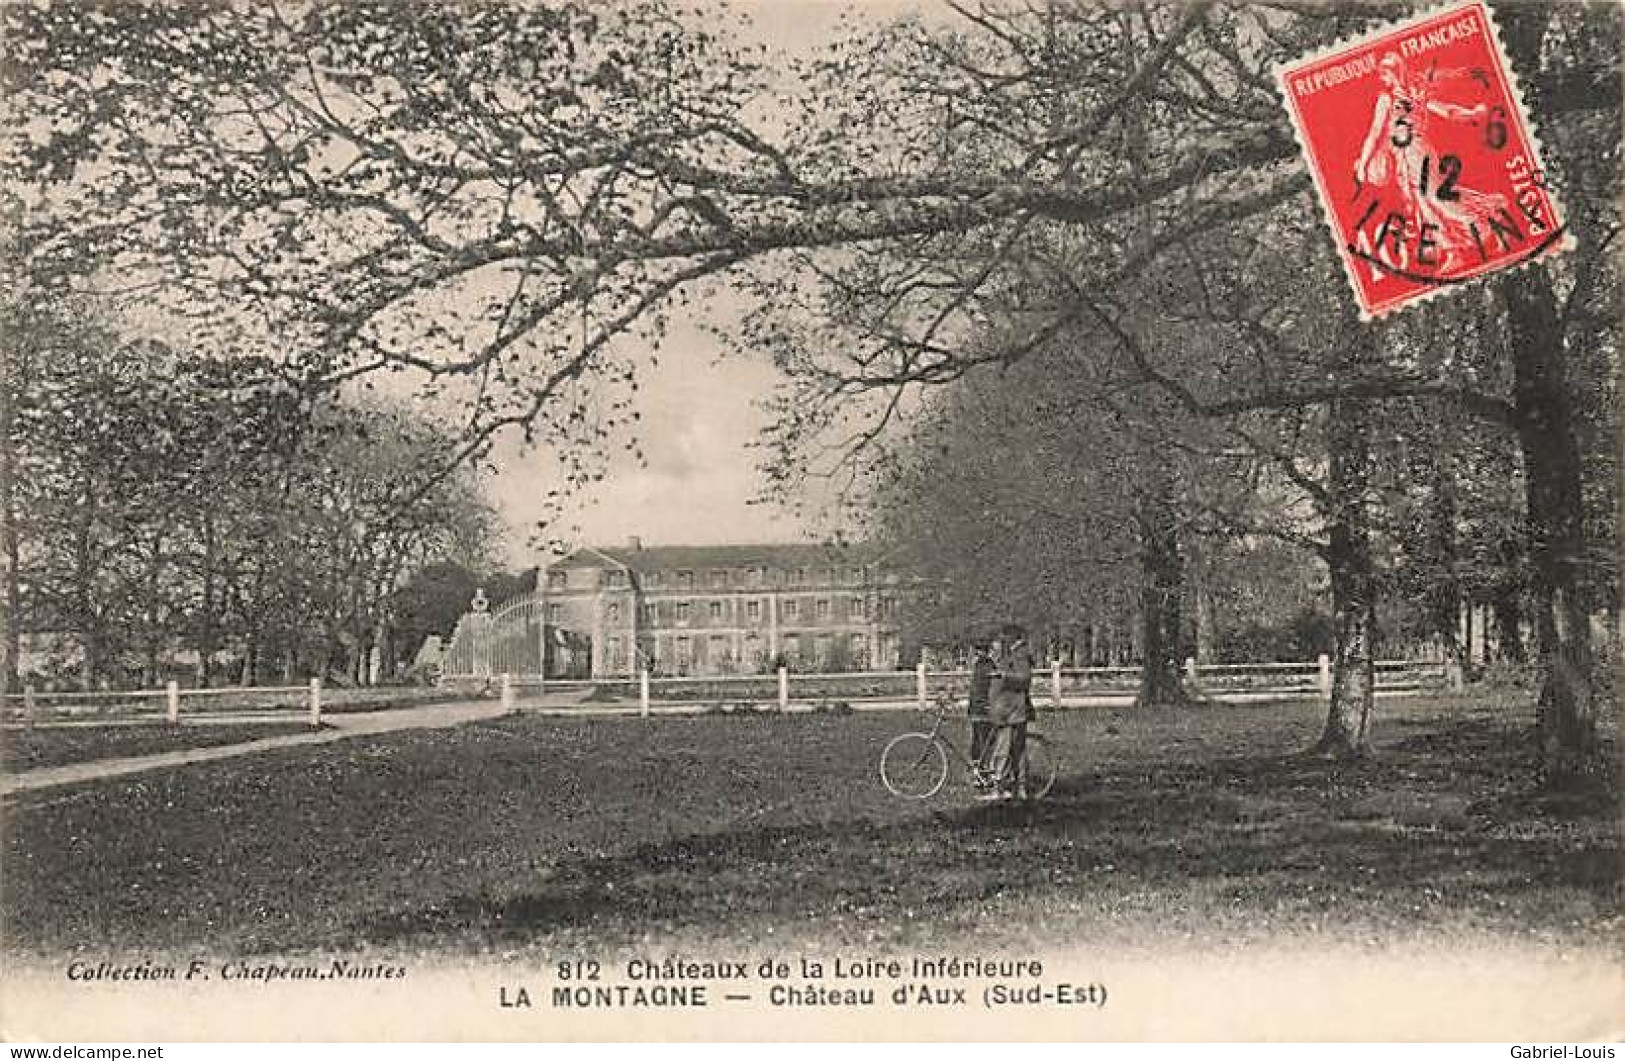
[539,541,905,677]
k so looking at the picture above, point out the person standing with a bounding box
[985,623,1036,800]
[967,640,995,789]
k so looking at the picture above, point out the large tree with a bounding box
[4,0,1616,774]
[2,298,500,689]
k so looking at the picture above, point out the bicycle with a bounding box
[879,694,1057,801]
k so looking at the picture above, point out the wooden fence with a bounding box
[447,655,1453,715]
[1,655,1453,728]
[0,681,476,728]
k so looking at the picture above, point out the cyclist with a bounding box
[983,623,1035,801]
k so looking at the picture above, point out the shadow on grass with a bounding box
[345,714,1620,951]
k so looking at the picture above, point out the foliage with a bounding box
[1,0,1617,761]
[3,299,501,689]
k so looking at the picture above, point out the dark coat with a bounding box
[988,640,1034,724]
[968,652,994,717]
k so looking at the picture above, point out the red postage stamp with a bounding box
[1277,1,1570,318]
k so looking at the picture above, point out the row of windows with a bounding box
[547,565,871,592]
[630,597,891,624]
[604,632,874,672]
[545,597,896,625]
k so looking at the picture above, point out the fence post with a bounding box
[640,668,651,718]
[166,680,180,725]
[778,666,789,712]
[1184,656,1198,684]
[1445,656,1464,692]
[1316,653,1332,701]
[916,661,927,709]
[500,672,515,713]
[309,677,322,727]
[23,684,36,730]
[1051,659,1062,710]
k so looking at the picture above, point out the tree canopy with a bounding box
[3,0,1617,777]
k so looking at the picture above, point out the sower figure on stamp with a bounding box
[967,639,996,791]
[1354,52,1507,274]
[982,623,1036,801]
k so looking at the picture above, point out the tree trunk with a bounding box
[142,531,164,687]
[240,635,256,687]
[1492,588,1526,665]
[1503,270,1601,785]
[1191,549,1215,664]
[372,618,391,683]
[195,516,217,687]
[1424,447,1467,671]
[74,483,99,691]
[1315,388,1377,759]
[1498,0,1603,791]
[1135,481,1188,707]
[0,340,19,696]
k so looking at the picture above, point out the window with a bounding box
[746,600,761,622]
[607,636,623,670]
[547,571,567,590]
[606,570,626,587]
[815,599,830,620]
[782,599,798,620]
[852,633,869,667]
[645,571,661,588]
[821,567,834,584]
[608,602,620,622]
[851,596,867,619]
[546,603,562,622]
[677,570,695,590]
[878,596,895,619]
[641,603,657,624]
[783,633,800,660]
[711,569,729,588]
[709,601,723,621]
[749,566,764,586]
[676,602,690,622]
[794,567,808,585]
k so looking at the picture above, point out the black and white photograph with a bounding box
[0,0,1619,1043]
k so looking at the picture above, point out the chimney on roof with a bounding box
[627,535,643,551]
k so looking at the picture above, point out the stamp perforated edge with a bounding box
[1271,0,1576,322]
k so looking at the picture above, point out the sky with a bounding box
[487,316,813,565]
[487,0,939,569]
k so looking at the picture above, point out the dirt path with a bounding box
[0,694,903,796]
[4,685,1397,797]
[0,699,527,797]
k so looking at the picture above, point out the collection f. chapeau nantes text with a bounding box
[65,958,407,983]
[501,955,1107,1010]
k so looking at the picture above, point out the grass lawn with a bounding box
[1,693,1617,961]
[0,722,322,773]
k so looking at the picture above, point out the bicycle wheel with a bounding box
[984,728,1057,801]
[879,732,949,799]
[1022,734,1058,800]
